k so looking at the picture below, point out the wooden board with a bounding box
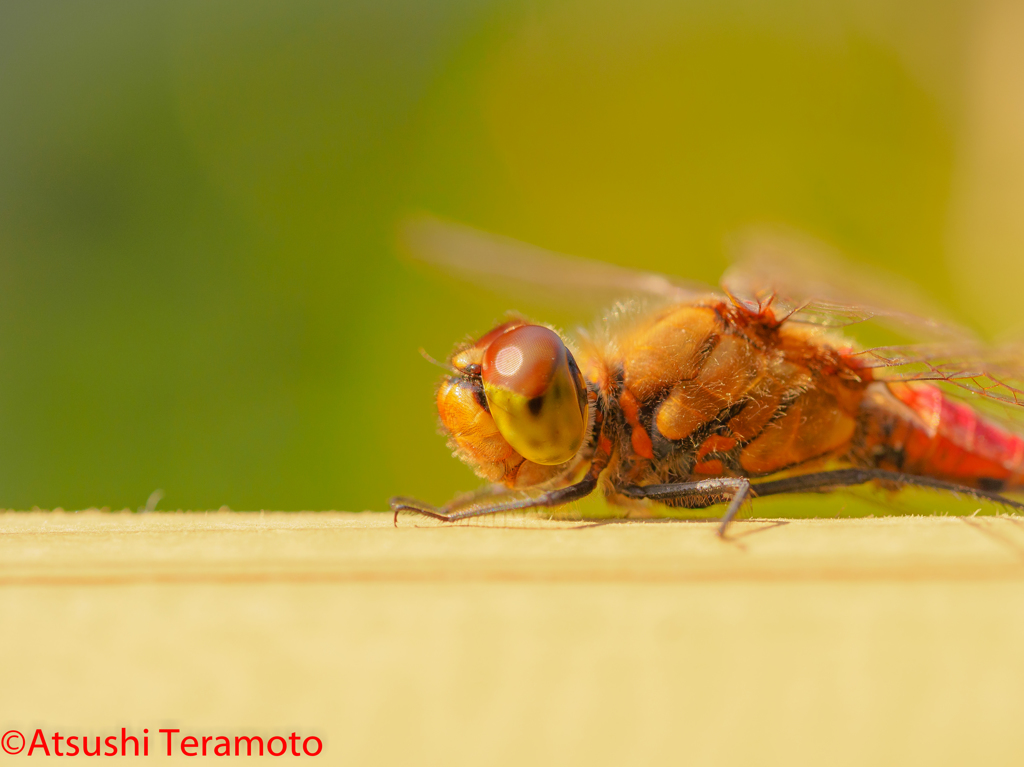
[2,511,1024,765]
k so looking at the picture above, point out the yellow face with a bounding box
[438,321,589,481]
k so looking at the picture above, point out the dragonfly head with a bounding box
[439,321,589,475]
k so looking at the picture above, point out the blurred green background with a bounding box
[1,0,1022,511]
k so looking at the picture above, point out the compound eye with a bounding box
[481,325,588,465]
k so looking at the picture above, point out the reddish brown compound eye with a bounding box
[481,325,588,465]
[450,319,527,374]
[483,326,562,397]
[474,320,529,353]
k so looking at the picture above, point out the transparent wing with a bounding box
[722,229,977,343]
[400,215,977,344]
[851,342,1024,429]
[397,213,716,316]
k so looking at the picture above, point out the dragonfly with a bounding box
[390,216,1024,535]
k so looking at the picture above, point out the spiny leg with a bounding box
[618,470,1024,537]
[750,468,1024,511]
[390,474,599,525]
[389,484,505,527]
[618,477,753,538]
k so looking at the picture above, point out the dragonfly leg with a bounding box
[750,468,1024,511]
[389,485,503,526]
[390,473,599,525]
[618,478,752,538]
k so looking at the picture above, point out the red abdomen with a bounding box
[869,382,1024,490]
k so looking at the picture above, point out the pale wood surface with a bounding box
[2,511,1024,765]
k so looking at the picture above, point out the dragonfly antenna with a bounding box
[418,347,458,374]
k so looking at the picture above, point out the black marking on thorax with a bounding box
[643,376,811,481]
[582,382,607,458]
[648,400,749,478]
[599,364,634,474]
